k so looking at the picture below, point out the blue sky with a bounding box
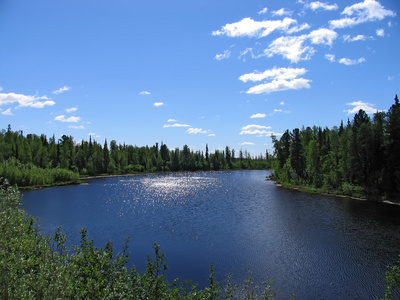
[1,0,399,156]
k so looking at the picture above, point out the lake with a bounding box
[21,170,400,299]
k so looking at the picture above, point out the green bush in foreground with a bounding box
[0,179,278,299]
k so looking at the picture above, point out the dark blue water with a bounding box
[21,170,400,299]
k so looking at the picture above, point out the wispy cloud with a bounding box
[376,28,385,36]
[0,92,55,108]
[258,7,268,15]
[325,54,366,65]
[215,50,231,60]
[1,108,13,116]
[343,34,372,42]
[68,125,85,129]
[250,113,266,119]
[344,100,385,114]
[66,107,78,113]
[339,57,366,65]
[330,0,395,29]
[239,67,311,94]
[272,8,293,16]
[153,102,164,107]
[308,1,338,11]
[163,123,191,128]
[139,91,151,95]
[186,128,207,134]
[53,86,70,95]
[208,133,216,137]
[239,142,255,145]
[55,115,81,123]
[167,119,178,122]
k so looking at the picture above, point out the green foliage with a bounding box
[0,180,279,299]
[271,95,400,201]
[0,126,273,188]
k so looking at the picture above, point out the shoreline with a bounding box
[267,175,400,206]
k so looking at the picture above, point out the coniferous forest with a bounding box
[271,95,400,201]
[0,125,272,188]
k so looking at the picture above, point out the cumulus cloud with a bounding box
[139,91,151,95]
[163,123,191,128]
[55,115,81,123]
[330,0,395,29]
[212,17,298,38]
[215,50,231,60]
[250,113,266,119]
[53,86,70,94]
[153,102,164,107]
[308,1,338,11]
[240,124,274,136]
[186,128,207,134]
[308,28,338,45]
[239,142,255,145]
[0,92,55,108]
[264,35,314,63]
[325,53,336,62]
[344,100,385,114]
[1,108,13,116]
[339,57,366,65]
[239,67,311,94]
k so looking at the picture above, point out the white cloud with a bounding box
[343,34,372,42]
[53,86,70,94]
[325,53,336,61]
[208,133,216,137]
[376,28,385,36]
[240,67,311,94]
[212,17,298,38]
[344,100,385,114]
[239,142,255,145]
[272,8,293,16]
[339,57,366,65]
[215,50,231,60]
[264,35,314,63]
[153,102,164,107]
[167,119,178,122]
[286,23,311,34]
[258,7,268,15]
[68,125,85,129]
[240,124,273,136]
[139,91,151,95]
[66,107,78,113]
[330,0,395,29]
[0,92,55,108]
[308,28,338,45]
[280,101,285,105]
[55,115,81,123]
[247,79,311,94]
[163,123,191,128]
[239,67,308,82]
[308,1,338,11]
[250,113,266,119]
[0,87,3,91]
[186,128,207,134]
[1,108,13,116]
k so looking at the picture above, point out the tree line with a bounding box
[0,125,272,187]
[271,95,400,201]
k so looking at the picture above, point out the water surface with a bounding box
[21,170,400,299]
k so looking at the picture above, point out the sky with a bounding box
[0,0,399,156]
